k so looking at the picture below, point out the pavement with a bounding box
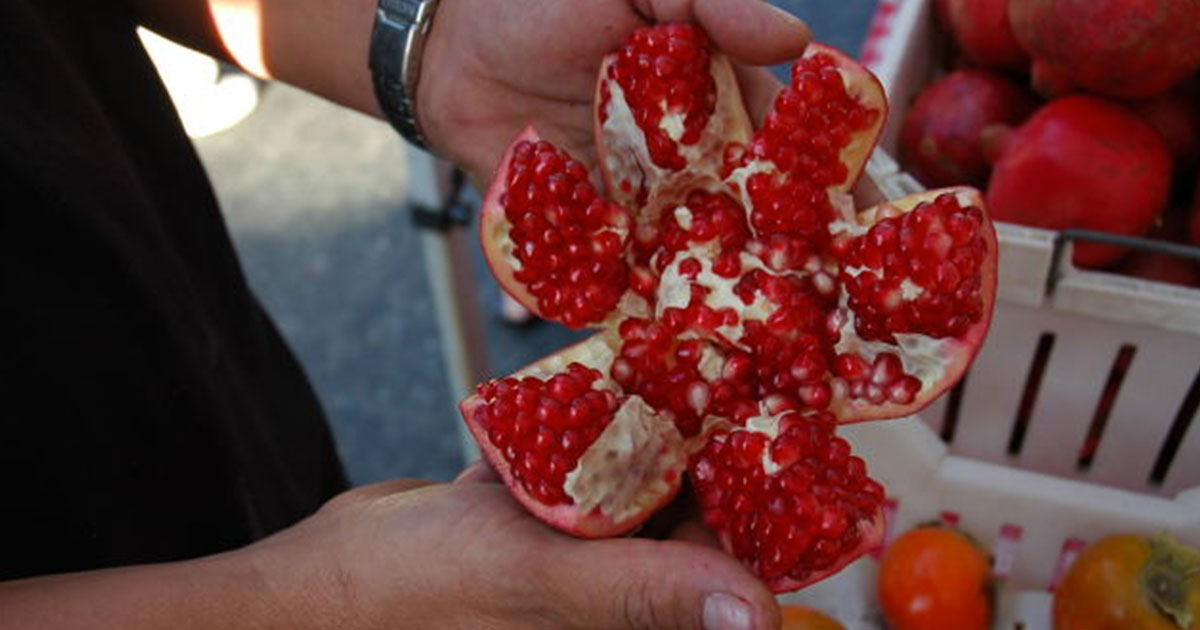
[192,0,879,485]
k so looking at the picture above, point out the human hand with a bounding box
[243,462,781,629]
[416,0,811,188]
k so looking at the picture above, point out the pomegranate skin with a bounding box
[1132,80,1200,170]
[943,0,1029,73]
[900,70,1037,188]
[1120,251,1200,288]
[986,95,1172,267]
[1190,176,1200,247]
[1009,0,1200,100]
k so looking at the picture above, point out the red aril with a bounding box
[942,0,1029,73]
[1008,0,1200,100]
[466,24,997,592]
[986,95,1171,268]
[900,69,1037,188]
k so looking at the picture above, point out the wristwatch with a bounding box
[369,0,439,150]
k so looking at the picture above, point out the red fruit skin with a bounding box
[900,70,1037,188]
[933,0,953,30]
[1131,80,1200,170]
[986,95,1172,267]
[1009,0,1200,100]
[1120,252,1200,288]
[943,0,1029,73]
[1190,177,1200,247]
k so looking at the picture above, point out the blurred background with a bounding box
[168,1,878,484]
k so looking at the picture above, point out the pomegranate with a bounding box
[1190,176,1200,247]
[1008,0,1200,100]
[900,69,1037,188]
[464,24,997,592]
[1132,79,1200,171]
[1120,251,1200,288]
[942,0,1029,73]
[986,95,1172,268]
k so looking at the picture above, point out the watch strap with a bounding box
[369,0,438,150]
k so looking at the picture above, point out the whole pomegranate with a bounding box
[1008,0,1200,100]
[463,24,998,592]
[986,95,1172,267]
[942,0,1029,73]
[1054,534,1200,630]
[1191,177,1200,247]
[900,69,1037,188]
[1132,80,1200,170]
[1120,252,1200,288]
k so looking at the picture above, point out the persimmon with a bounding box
[1054,534,1200,630]
[877,525,992,630]
[780,604,845,630]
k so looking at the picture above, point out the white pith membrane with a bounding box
[597,54,751,219]
[469,30,993,590]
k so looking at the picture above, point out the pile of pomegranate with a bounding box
[462,23,998,592]
[904,0,1200,284]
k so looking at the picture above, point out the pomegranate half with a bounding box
[463,24,997,592]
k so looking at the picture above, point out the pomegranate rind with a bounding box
[459,334,686,538]
[835,187,997,423]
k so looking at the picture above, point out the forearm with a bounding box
[0,550,336,630]
[128,0,382,117]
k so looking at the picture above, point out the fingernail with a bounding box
[703,592,754,630]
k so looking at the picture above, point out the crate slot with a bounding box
[1150,366,1200,486]
[1076,345,1136,471]
[1082,332,1200,495]
[1008,333,1056,456]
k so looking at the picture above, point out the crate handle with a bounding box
[1046,229,1200,296]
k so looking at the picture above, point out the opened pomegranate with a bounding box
[986,95,1171,268]
[464,24,997,592]
[900,70,1037,188]
[1008,0,1200,100]
[942,0,1029,73]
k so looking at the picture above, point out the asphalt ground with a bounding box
[193,0,879,484]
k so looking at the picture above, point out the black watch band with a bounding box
[369,0,438,150]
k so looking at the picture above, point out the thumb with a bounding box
[636,0,811,65]
[543,537,780,630]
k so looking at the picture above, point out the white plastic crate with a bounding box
[778,2,1200,627]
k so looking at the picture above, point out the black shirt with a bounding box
[1,0,348,580]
